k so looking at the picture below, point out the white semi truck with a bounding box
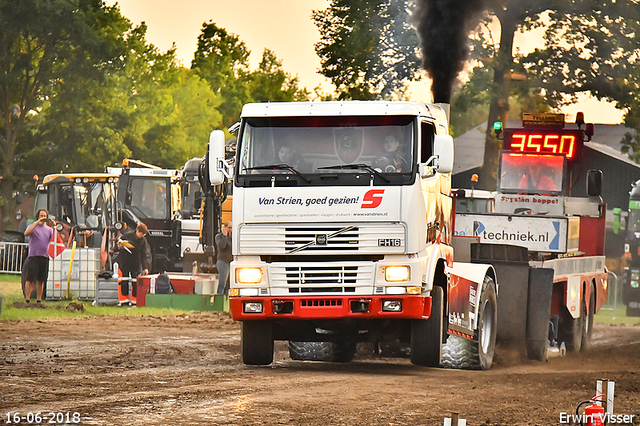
[207,101,499,368]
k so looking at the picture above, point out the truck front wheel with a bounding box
[410,285,443,367]
[241,321,274,365]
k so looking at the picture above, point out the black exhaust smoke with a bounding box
[415,0,486,103]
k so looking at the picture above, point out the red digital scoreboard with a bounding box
[503,128,584,161]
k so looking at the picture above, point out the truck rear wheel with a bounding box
[241,321,274,365]
[442,276,497,370]
[559,302,584,353]
[410,285,443,367]
[288,341,356,362]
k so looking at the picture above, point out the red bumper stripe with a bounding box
[230,295,432,321]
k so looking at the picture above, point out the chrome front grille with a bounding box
[239,223,405,255]
[268,262,375,294]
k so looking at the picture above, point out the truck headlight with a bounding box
[385,266,410,282]
[237,267,262,284]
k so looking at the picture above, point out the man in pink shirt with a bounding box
[24,209,54,304]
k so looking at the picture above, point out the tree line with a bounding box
[2,0,640,230]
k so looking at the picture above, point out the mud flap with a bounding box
[470,244,530,350]
[526,268,554,361]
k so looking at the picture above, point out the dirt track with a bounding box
[1,313,639,426]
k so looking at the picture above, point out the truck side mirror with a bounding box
[433,134,454,174]
[587,169,602,197]
[208,130,226,185]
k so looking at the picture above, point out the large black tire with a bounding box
[288,341,357,363]
[410,285,443,367]
[627,304,640,317]
[241,321,274,365]
[526,337,547,362]
[581,285,595,351]
[442,275,497,370]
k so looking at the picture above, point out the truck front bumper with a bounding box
[229,294,432,321]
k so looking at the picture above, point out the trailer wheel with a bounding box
[288,341,356,363]
[581,285,595,351]
[410,285,443,367]
[241,321,274,365]
[442,275,497,370]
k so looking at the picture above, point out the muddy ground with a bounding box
[1,313,639,426]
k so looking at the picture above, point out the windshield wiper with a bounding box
[318,163,390,183]
[244,164,310,182]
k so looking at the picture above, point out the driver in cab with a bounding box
[373,134,409,173]
[518,162,557,192]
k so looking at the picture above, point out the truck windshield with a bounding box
[237,115,415,179]
[72,182,114,229]
[498,152,565,194]
[128,177,169,220]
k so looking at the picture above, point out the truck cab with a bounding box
[622,179,640,316]
[209,101,497,368]
[113,160,182,273]
[42,173,120,250]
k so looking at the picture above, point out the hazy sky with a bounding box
[107,0,623,124]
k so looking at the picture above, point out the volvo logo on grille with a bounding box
[316,234,328,245]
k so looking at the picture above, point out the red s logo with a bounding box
[361,189,384,208]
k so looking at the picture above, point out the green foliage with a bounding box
[0,0,127,229]
[313,0,421,100]
[192,23,308,128]
[18,17,222,174]
[245,49,310,103]
[191,22,252,128]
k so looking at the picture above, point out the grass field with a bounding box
[0,274,189,320]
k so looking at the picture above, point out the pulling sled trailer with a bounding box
[454,112,608,360]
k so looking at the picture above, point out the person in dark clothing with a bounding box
[114,223,151,304]
[373,134,410,173]
[215,221,232,295]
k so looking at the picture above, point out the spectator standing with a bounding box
[23,209,54,304]
[114,223,151,305]
[215,222,232,295]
